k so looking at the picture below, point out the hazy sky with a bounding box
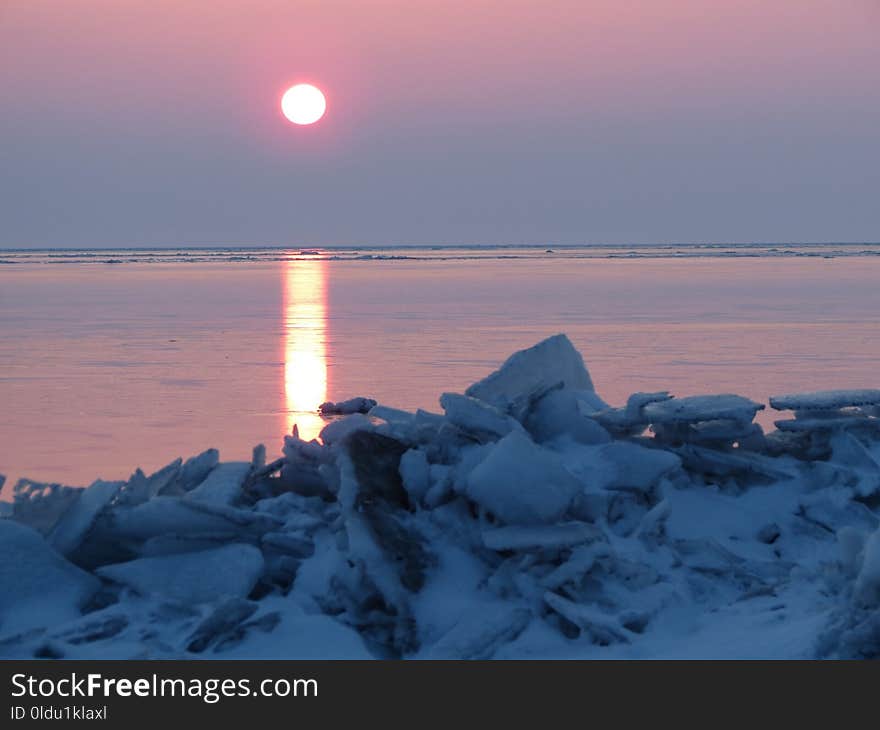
[1,0,878,248]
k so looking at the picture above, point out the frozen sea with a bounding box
[1,243,879,490]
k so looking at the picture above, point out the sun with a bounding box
[281,84,326,125]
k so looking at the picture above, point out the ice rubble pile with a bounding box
[3,334,880,659]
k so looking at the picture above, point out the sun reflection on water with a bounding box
[283,257,328,441]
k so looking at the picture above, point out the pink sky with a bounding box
[1,0,878,245]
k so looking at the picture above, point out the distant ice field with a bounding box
[2,242,880,265]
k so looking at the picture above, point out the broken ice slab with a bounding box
[854,526,880,609]
[643,394,764,426]
[49,479,123,557]
[51,614,129,647]
[421,606,532,659]
[439,392,524,441]
[319,413,375,445]
[186,462,251,506]
[399,448,431,503]
[251,444,266,471]
[595,441,681,492]
[465,430,583,524]
[140,532,246,557]
[525,388,611,444]
[774,417,880,434]
[481,522,603,552]
[540,544,609,589]
[346,430,410,508]
[624,392,674,417]
[116,459,183,506]
[543,592,632,644]
[179,448,220,490]
[368,405,416,426]
[769,389,880,412]
[465,334,598,418]
[0,520,101,635]
[186,598,259,653]
[591,392,674,436]
[98,496,283,544]
[827,433,880,498]
[673,444,795,481]
[96,544,265,604]
[319,397,377,415]
[260,532,315,558]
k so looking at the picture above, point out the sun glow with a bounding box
[281,84,326,125]
[283,257,328,440]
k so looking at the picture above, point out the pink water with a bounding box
[2,250,879,489]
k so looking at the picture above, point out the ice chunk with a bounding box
[424,463,454,508]
[674,444,794,481]
[251,444,266,470]
[369,405,416,428]
[774,417,880,434]
[186,598,258,653]
[854,527,880,608]
[399,449,431,503]
[466,431,583,523]
[96,544,265,604]
[346,430,409,508]
[216,599,372,659]
[524,388,611,444]
[756,522,781,545]
[481,522,603,552]
[439,392,523,440]
[632,498,672,538]
[117,459,182,506]
[422,606,531,659]
[466,334,596,417]
[0,520,100,634]
[140,532,244,557]
[101,496,283,543]
[343,510,410,612]
[180,448,219,489]
[261,532,314,558]
[319,397,377,415]
[49,479,123,557]
[362,508,434,593]
[51,613,129,647]
[592,392,673,437]
[597,442,681,492]
[187,462,251,506]
[543,592,631,644]
[279,435,329,497]
[829,432,880,498]
[540,544,606,589]
[319,413,374,445]
[837,527,866,576]
[643,394,764,426]
[626,392,674,416]
[770,389,880,412]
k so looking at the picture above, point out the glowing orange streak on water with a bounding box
[283,257,328,441]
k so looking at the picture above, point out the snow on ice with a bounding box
[2,334,880,659]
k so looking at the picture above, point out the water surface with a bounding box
[2,246,879,488]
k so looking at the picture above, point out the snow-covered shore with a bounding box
[2,334,879,659]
